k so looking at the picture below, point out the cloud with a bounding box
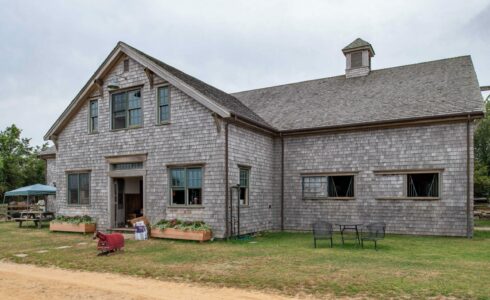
[0,0,488,145]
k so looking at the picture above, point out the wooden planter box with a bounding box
[151,228,212,242]
[49,222,96,234]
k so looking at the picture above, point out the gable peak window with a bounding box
[123,59,129,72]
[112,89,142,129]
[89,99,98,133]
[157,86,170,124]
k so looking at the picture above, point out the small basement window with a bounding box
[407,173,439,198]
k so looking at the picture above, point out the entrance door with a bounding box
[114,178,125,227]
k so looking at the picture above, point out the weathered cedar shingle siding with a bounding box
[43,42,484,238]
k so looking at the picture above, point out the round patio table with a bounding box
[335,223,363,246]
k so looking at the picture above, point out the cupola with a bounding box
[342,38,375,78]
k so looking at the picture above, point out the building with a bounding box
[40,39,484,237]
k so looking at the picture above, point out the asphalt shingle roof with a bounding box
[232,56,484,131]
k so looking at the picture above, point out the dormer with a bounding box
[342,38,375,78]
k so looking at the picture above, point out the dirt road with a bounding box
[0,262,301,300]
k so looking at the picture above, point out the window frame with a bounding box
[66,172,91,206]
[301,172,356,200]
[373,169,443,201]
[156,84,171,125]
[406,172,440,199]
[168,166,203,206]
[110,88,143,130]
[88,99,99,133]
[238,166,250,206]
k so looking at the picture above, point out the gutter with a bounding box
[280,135,284,231]
[280,112,485,136]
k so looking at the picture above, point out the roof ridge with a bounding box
[231,55,472,95]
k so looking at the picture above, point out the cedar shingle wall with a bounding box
[283,122,474,236]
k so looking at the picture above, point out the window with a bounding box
[239,167,250,205]
[157,86,170,123]
[89,100,98,133]
[111,89,142,129]
[67,173,90,205]
[123,59,129,72]
[111,162,143,171]
[407,173,439,198]
[351,51,363,68]
[170,167,202,205]
[302,175,355,199]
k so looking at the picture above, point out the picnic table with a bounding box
[336,222,363,246]
[13,211,55,228]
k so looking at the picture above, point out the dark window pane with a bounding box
[111,162,143,170]
[187,168,202,188]
[302,176,327,198]
[239,169,249,187]
[172,189,185,205]
[158,87,169,105]
[159,105,169,122]
[128,91,141,109]
[91,117,98,132]
[112,93,126,112]
[129,109,141,126]
[351,51,363,68]
[239,187,248,205]
[188,188,201,205]
[407,173,439,197]
[113,112,126,129]
[328,176,354,197]
[171,169,185,187]
[68,174,78,204]
[79,173,90,204]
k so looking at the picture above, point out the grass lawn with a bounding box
[475,219,490,227]
[1,222,490,299]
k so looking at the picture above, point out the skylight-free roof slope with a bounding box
[232,56,484,131]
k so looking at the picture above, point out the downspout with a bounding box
[466,114,472,238]
[281,135,284,231]
[224,121,229,239]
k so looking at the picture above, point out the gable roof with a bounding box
[232,56,484,131]
[44,42,271,140]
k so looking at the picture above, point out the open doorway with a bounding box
[113,177,143,228]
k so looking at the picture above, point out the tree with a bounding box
[0,125,47,199]
[475,99,490,198]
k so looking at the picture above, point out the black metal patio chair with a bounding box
[312,221,334,248]
[360,222,386,250]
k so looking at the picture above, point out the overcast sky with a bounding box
[0,0,489,146]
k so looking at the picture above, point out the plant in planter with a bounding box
[151,219,212,241]
[50,215,96,233]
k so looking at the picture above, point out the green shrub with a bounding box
[153,219,210,231]
[52,215,94,225]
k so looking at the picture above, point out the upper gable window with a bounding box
[123,59,129,72]
[89,100,98,133]
[157,86,170,124]
[111,89,142,130]
[350,51,363,68]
